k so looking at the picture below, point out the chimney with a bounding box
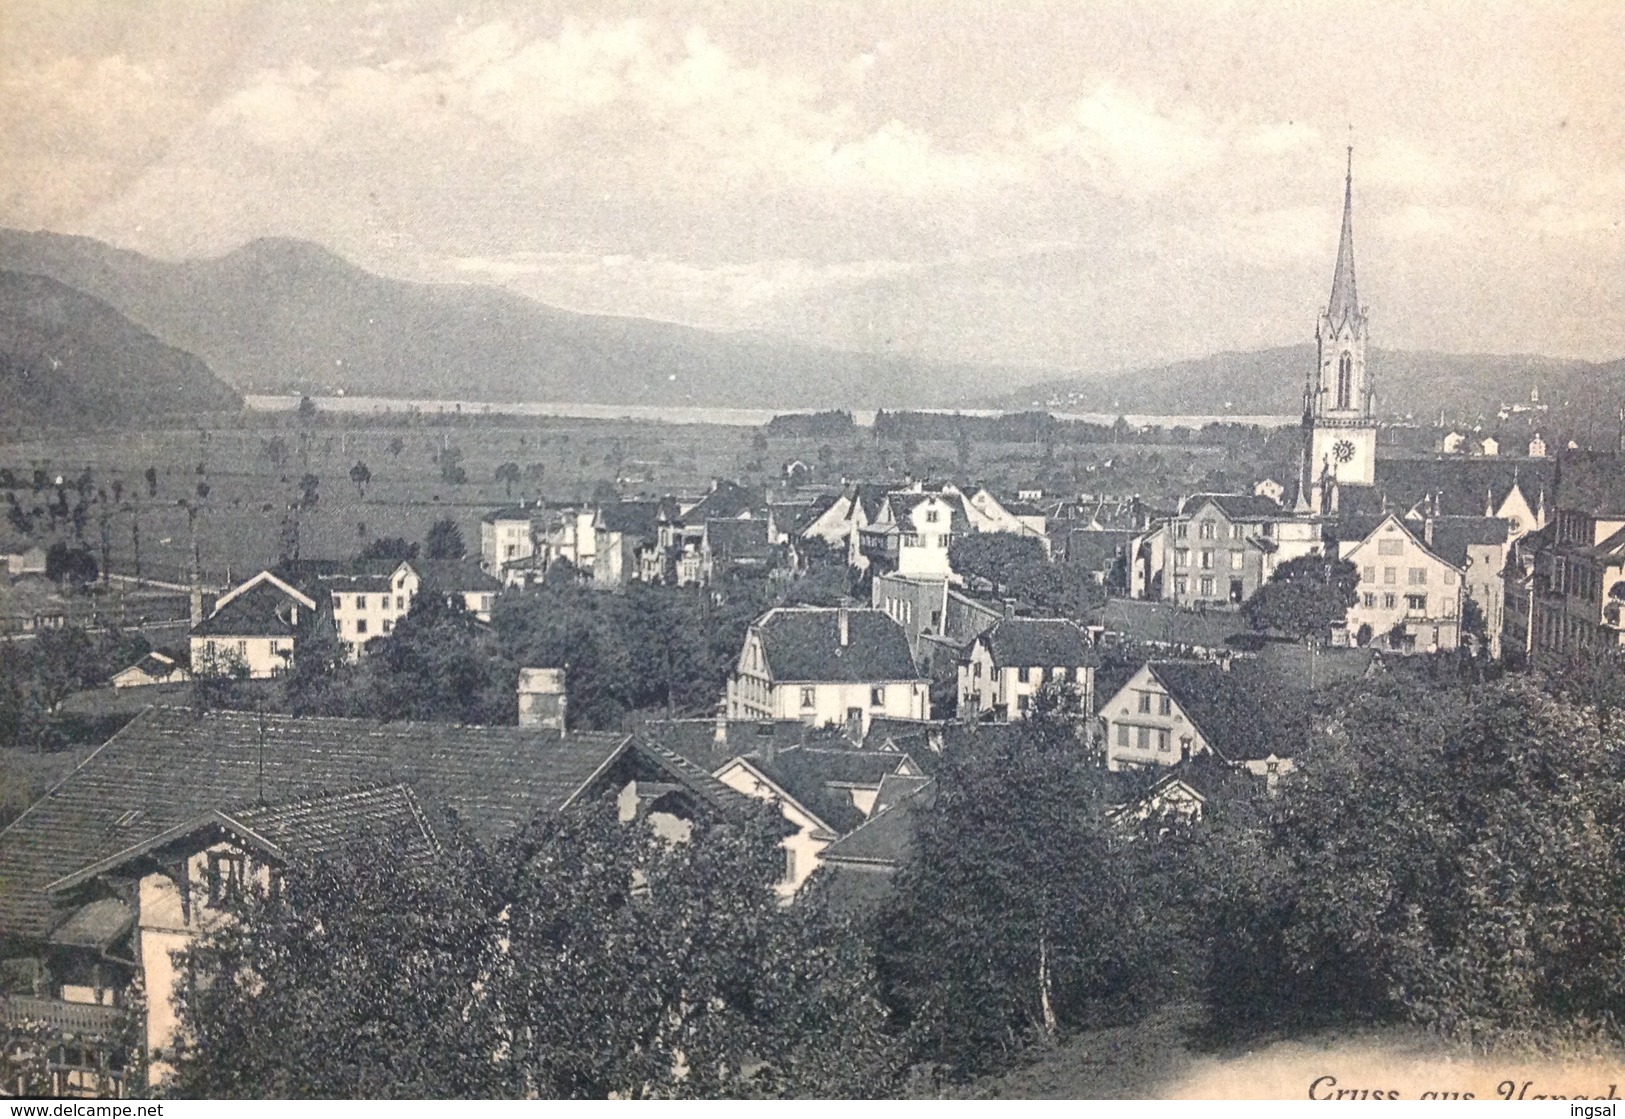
[837,605,850,647]
[189,586,205,629]
[517,667,567,732]
[713,712,728,745]
[1003,598,1017,619]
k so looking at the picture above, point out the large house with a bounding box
[1513,450,1625,655]
[188,570,317,679]
[1099,659,1307,774]
[958,616,1099,720]
[0,706,746,1096]
[1131,493,1323,608]
[725,606,929,734]
[1335,514,1463,651]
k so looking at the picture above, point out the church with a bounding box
[1130,150,1552,653]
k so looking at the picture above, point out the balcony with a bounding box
[0,996,125,1036]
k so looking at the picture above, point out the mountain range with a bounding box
[0,270,240,432]
[2,227,1617,422]
[980,344,1625,422]
[0,229,1051,411]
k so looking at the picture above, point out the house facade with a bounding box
[957,616,1098,720]
[725,606,929,734]
[1337,515,1462,651]
[1516,451,1625,655]
[188,570,317,679]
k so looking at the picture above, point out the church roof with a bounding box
[1326,148,1361,327]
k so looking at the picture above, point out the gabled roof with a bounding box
[212,569,317,614]
[752,607,921,683]
[734,746,918,837]
[819,778,934,868]
[597,500,661,537]
[192,579,313,638]
[1146,660,1312,763]
[1344,513,1460,570]
[681,480,762,525]
[973,616,1098,669]
[1425,516,1510,568]
[0,707,697,941]
[1553,451,1625,518]
[1186,493,1286,521]
[706,517,776,561]
[480,505,534,524]
[411,558,502,595]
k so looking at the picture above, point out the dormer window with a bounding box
[207,851,245,906]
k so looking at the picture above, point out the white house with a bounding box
[958,616,1098,720]
[725,606,929,734]
[1338,515,1463,651]
[189,570,317,679]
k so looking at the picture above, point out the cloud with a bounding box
[1029,85,1224,194]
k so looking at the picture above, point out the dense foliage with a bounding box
[166,807,900,1099]
[948,534,1104,619]
[1241,553,1359,643]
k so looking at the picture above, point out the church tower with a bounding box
[1297,148,1376,514]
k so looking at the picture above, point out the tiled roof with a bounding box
[47,897,134,949]
[0,707,646,941]
[742,746,915,836]
[1149,660,1312,762]
[819,779,933,867]
[598,500,661,537]
[976,617,1098,669]
[1373,456,1552,520]
[1425,516,1510,568]
[191,581,309,638]
[480,505,533,524]
[1189,493,1286,521]
[753,607,921,683]
[230,784,437,862]
[706,518,775,561]
[1553,451,1625,517]
[412,559,502,594]
[681,481,761,525]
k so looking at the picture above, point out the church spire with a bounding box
[1326,145,1359,326]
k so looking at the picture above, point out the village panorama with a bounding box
[3,8,1625,1101]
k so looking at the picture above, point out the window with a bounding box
[972,662,982,679]
[1336,352,1352,410]
[1383,567,1397,584]
[206,851,245,906]
[396,595,405,610]
[1443,597,1457,618]
[1383,593,1397,610]
[1157,728,1171,752]
[1017,694,1031,713]
[1173,575,1188,595]
[1174,548,1190,568]
[925,509,940,524]
[1116,723,1129,747]
[1199,576,1214,597]
[237,640,248,657]
[1136,726,1150,749]
[1200,551,1213,570]
[1158,695,1172,716]
[1052,666,1068,681]
[1378,538,1404,556]
[1362,565,1375,583]
[1230,523,1245,540]
[1405,594,1427,612]
[1018,666,1031,683]
[1174,523,1188,539]
[783,848,797,882]
[356,595,367,610]
[1199,521,1215,540]
[355,619,368,635]
[1363,592,1376,607]
[800,686,816,708]
[1230,551,1244,570]
[1408,568,1427,585]
[870,686,886,707]
[382,619,393,634]
[1138,692,1152,714]
[931,610,942,629]
[331,593,343,610]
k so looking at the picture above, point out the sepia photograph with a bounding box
[1,0,1623,1102]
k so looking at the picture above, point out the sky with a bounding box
[2,0,1622,375]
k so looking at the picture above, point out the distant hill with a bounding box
[982,343,1625,421]
[0,229,1051,411]
[0,270,241,432]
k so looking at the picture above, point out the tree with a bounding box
[263,436,290,470]
[297,394,318,421]
[438,447,467,485]
[387,436,405,458]
[349,461,372,498]
[423,517,465,560]
[948,534,1103,619]
[1240,553,1359,644]
[494,462,521,498]
[297,474,321,510]
[877,713,1182,1078]
[144,466,158,498]
[45,541,98,588]
[166,808,901,1098]
[356,536,419,563]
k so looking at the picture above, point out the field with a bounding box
[2,411,1292,589]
